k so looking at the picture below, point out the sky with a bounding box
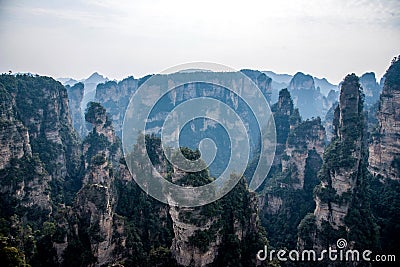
[0,0,399,84]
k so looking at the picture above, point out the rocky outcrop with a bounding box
[66,82,85,137]
[151,146,266,266]
[288,72,321,119]
[95,77,138,137]
[314,77,339,96]
[260,89,325,248]
[0,74,86,266]
[169,176,265,267]
[0,74,82,215]
[368,57,400,181]
[283,118,325,189]
[67,102,124,266]
[169,205,222,267]
[8,75,82,204]
[298,73,377,251]
[288,72,315,91]
[367,57,400,256]
[0,81,51,215]
[288,72,337,120]
[360,72,381,106]
[0,85,32,169]
[270,89,301,165]
[241,69,272,103]
[81,72,108,124]
[314,74,364,229]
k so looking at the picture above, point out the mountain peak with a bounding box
[85,72,107,84]
[288,72,315,91]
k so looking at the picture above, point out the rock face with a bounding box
[0,84,32,169]
[1,74,270,266]
[368,57,400,256]
[288,72,322,119]
[95,70,272,139]
[288,72,315,91]
[369,58,400,181]
[260,89,325,248]
[95,77,139,137]
[270,89,301,166]
[298,73,377,251]
[0,74,82,213]
[0,78,51,216]
[169,205,222,267]
[324,101,338,141]
[97,71,273,179]
[314,77,338,96]
[66,82,85,137]
[360,72,382,107]
[0,74,84,265]
[283,118,326,189]
[81,72,108,123]
[240,69,272,103]
[314,74,364,229]
[168,177,266,267]
[288,72,337,120]
[62,102,126,266]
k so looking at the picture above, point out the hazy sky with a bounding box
[0,0,399,84]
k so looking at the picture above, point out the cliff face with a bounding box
[288,72,322,119]
[288,72,337,120]
[298,73,377,251]
[270,89,300,166]
[169,205,222,267]
[288,72,315,91]
[324,101,338,141]
[94,71,272,143]
[95,77,138,137]
[0,74,84,265]
[169,176,266,267]
[6,75,82,205]
[260,89,325,248]
[0,79,51,216]
[368,57,400,255]
[360,72,381,107]
[369,58,400,181]
[0,74,82,209]
[283,118,325,189]
[0,84,32,169]
[240,69,272,103]
[315,74,363,229]
[66,82,85,137]
[99,71,273,179]
[72,102,120,265]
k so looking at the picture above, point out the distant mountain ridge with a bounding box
[59,69,382,137]
[1,57,399,266]
[58,72,109,136]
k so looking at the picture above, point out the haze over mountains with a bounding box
[1,57,398,266]
[58,68,382,128]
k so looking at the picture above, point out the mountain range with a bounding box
[0,57,398,266]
